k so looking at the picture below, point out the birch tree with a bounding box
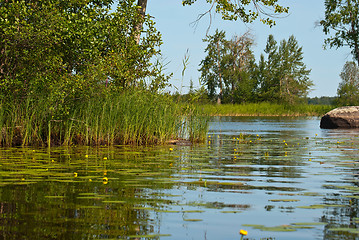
[336,61,359,105]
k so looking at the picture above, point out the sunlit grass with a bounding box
[199,103,333,116]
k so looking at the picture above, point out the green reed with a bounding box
[200,102,333,117]
[0,91,208,146]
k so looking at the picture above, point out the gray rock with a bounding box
[320,106,359,129]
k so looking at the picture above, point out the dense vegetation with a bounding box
[199,102,333,117]
[0,0,207,146]
[321,0,359,67]
[336,61,359,106]
[199,30,313,105]
[320,0,359,106]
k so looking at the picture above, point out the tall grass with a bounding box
[0,91,208,147]
[200,102,333,117]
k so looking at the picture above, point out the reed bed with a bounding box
[0,91,208,147]
[200,103,333,117]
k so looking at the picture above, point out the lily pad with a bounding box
[182,210,205,213]
[183,219,203,222]
[220,210,242,213]
[45,196,65,199]
[128,234,171,238]
[291,222,327,226]
[297,204,345,209]
[269,199,300,202]
[102,200,126,204]
[328,228,359,234]
[242,224,296,232]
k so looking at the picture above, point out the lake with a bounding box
[0,117,358,239]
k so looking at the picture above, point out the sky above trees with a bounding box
[147,0,351,97]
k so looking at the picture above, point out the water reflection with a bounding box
[0,117,358,239]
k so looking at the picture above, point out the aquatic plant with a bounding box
[239,229,248,239]
[0,91,208,146]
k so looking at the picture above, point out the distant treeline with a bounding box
[307,96,336,105]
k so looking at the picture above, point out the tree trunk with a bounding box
[135,0,147,44]
[216,40,223,105]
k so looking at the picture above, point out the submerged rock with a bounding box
[320,106,359,129]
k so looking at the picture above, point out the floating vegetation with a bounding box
[343,195,359,199]
[291,222,327,226]
[300,192,323,197]
[242,224,296,232]
[243,222,326,232]
[297,204,346,209]
[0,118,358,239]
[155,210,181,213]
[328,228,359,234]
[182,210,205,213]
[220,210,242,213]
[102,200,126,204]
[44,196,65,199]
[128,234,172,238]
[183,219,203,222]
[269,199,300,202]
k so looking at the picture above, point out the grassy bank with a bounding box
[0,91,208,147]
[200,103,334,117]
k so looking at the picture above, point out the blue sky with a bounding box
[147,0,352,97]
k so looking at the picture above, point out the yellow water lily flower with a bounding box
[103,177,108,184]
[239,229,248,236]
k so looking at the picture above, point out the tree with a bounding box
[320,0,359,66]
[257,35,280,101]
[137,0,288,29]
[0,0,166,115]
[199,30,255,104]
[182,0,289,26]
[277,36,313,103]
[221,32,256,103]
[257,35,312,104]
[336,61,359,105]
[199,30,227,104]
[135,0,148,43]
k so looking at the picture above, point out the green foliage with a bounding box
[336,61,359,106]
[0,91,208,146]
[200,103,333,117]
[199,30,256,104]
[0,0,205,146]
[257,35,313,104]
[320,0,359,65]
[0,0,168,117]
[182,0,289,26]
[199,30,227,102]
[307,96,336,105]
[199,32,312,105]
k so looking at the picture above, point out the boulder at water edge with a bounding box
[320,106,359,129]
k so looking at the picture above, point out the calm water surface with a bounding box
[1,117,359,240]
